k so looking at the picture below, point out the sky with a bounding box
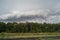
[0,0,60,23]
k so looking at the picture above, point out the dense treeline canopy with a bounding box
[0,22,60,33]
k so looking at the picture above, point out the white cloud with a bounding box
[0,9,50,19]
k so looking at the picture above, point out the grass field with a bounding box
[0,33,60,38]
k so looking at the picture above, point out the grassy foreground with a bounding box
[0,33,60,38]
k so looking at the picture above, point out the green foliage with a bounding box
[0,22,60,33]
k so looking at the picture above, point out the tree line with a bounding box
[0,22,60,33]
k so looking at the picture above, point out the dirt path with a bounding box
[0,36,60,40]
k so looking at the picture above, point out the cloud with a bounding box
[0,8,60,23]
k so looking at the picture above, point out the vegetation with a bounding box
[0,22,60,33]
[0,33,60,38]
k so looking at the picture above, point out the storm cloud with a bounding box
[0,9,60,23]
[0,0,60,23]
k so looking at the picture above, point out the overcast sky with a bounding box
[0,0,60,23]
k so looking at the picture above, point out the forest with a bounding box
[0,22,60,33]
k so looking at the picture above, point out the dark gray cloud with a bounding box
[0,15,46,22]
[0,8,60,23]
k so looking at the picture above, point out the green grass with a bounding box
[0,33,60,38]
